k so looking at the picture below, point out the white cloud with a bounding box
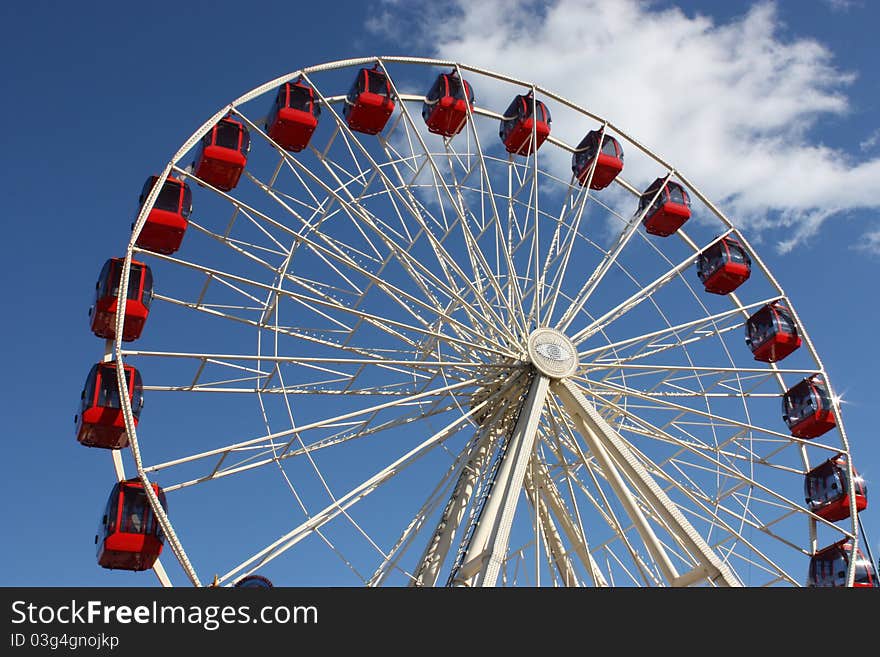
[854,226,880,254]
[860,128,880,152]
[823,0,860,12]
[370,0,880,254]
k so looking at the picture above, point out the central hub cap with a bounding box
[527,328,579,379]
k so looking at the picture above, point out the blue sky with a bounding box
[1,0,879,587]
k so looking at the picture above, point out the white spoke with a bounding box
[218,393,489,585]
[556,173,673,333]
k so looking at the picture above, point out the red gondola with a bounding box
[807,539,878,588]
[96,479,166,571]
[805,454,867,523]
[422,71,474,138]
[134,175,192,255]
[193,115,250,191]
[696,237,751,295]
[75,362,143,449]
[744,301,801,363]
[344,67,395,135]
[265,81,321,152]
[638,178,691,236]
[499,91,551,156]
[783,374,836,439]
[234,575,274,588]
[89,257,153,342]
[571,130,624,190]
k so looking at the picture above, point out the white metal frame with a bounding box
[95,56,865,588]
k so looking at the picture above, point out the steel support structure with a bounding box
[553,378,741,587]
[453,375,550,586]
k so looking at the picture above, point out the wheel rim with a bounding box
[102,56,859,587]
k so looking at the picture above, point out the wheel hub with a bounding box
[527,328,579,379]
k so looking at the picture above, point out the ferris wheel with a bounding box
[78,56,877,587]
